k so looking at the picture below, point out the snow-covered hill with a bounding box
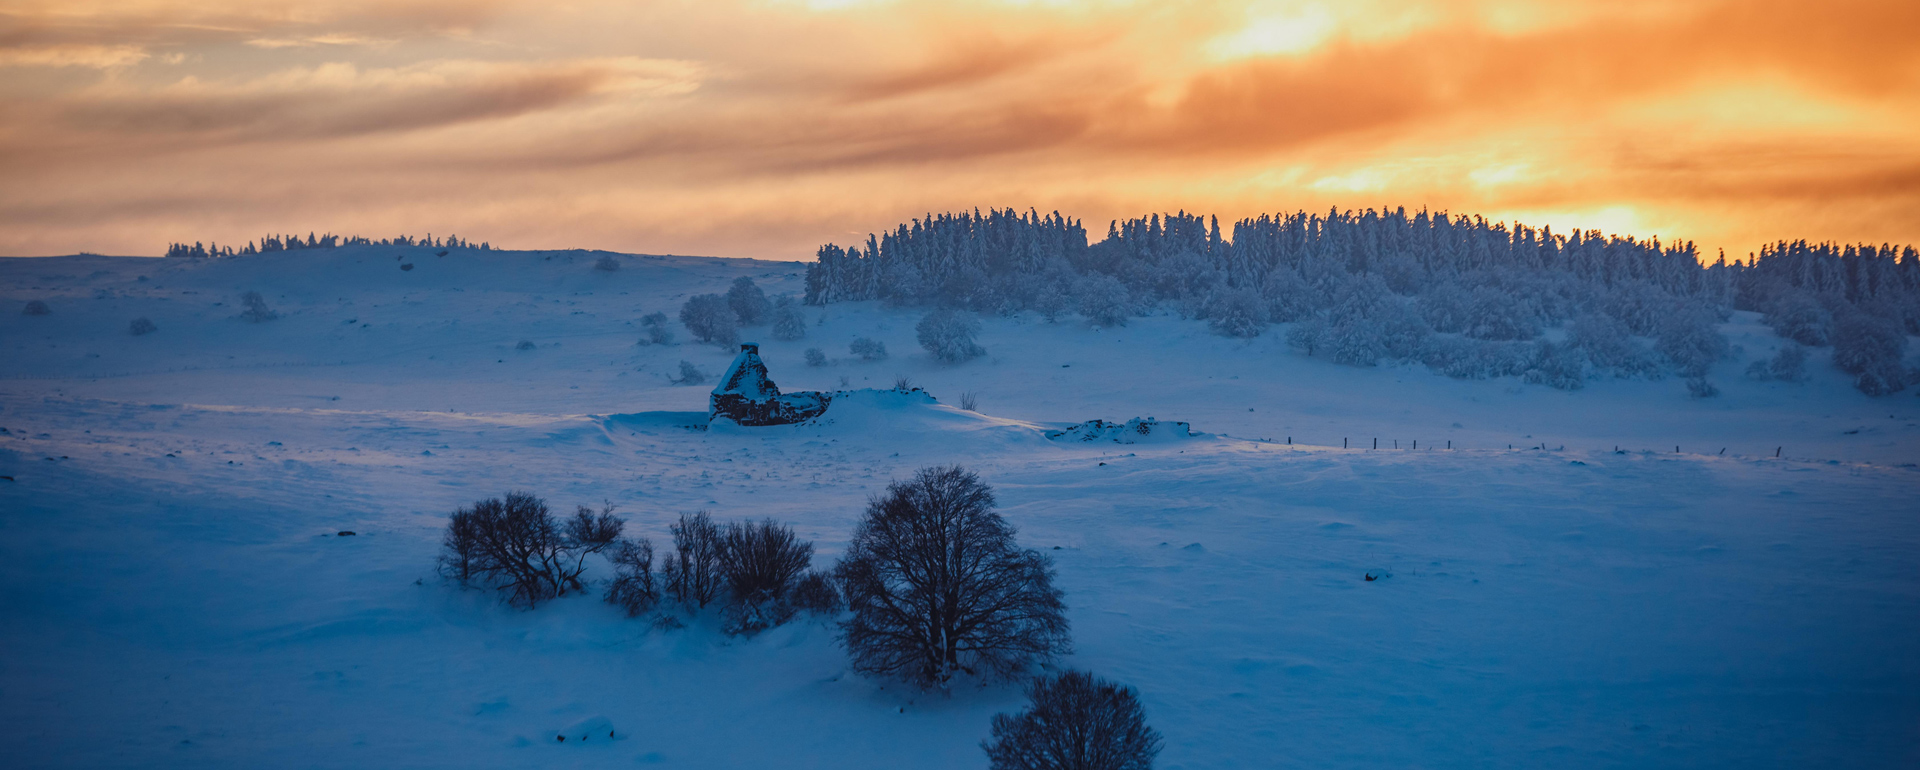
[2,248,1916,768]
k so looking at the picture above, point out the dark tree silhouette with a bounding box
[661,511,725,609]
[605,537,660,617]
[718,518,815,633]
[438,493,621,608]
[983,670,1162,770]
[835,466,1069,687]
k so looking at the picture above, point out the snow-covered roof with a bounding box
[712,343,780,400]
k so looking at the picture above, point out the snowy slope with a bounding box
[2,249,1917,769]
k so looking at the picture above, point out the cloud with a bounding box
[244,34,397,49]
[0,44,148,68]
[54,57,702,141]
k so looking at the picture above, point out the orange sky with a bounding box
[2,0,1916,259]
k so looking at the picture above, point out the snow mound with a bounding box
[1046,417,1199,444]
[552,715,622,744]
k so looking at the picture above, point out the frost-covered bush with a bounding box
[849,337,888,361]
[1831,310,1908,395]
[22,300,50,316]
[1078,274,1130,327]
[640,311,674,345]
[917,308,986,363]
[604,537,659,617]
[439,494,622,609]
[1523,340,1586,390]
[983,670,1161,770]
[1205,287,1268,338]
[1686,376,1720,398]
[770,295,807,341]
[718,519,815,635]
[1746,343,1808,382]
[679,294,738,346]
[835,466,1069,687]
[1657,308,1728,378]
[1762,291,1831,347]
[516,339,536,350]
[240,291,277,323]
[1259,269,1315,322]
[594,254,620,272]
[727,277,771,325]
[661,511,725,610]
[128,317,158,336]
[1463,286,1539,341]
[805,348,827,367]
[671,360,706,385]
[1567,313,1662,378]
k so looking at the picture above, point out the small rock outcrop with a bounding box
[710,343,831,426]
[1045,417,1196,443]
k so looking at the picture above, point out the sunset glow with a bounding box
[2,0,1916,258]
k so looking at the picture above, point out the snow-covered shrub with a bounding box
[1762,291,1831,347]
[661,511,724,610]
[983,670,1161,770]
[804,348,827,367]
[1205,287,1268,338]
[789,571,842,615]
[604,537,659,617]
[594,254,620,272]
[128,317,158,336]
[770,296,806,341]
[516,339,536,351]
[1657,308,1728,378]
[1463,286,1539,341]
[671,360,706,385]
[1567,313,1662,378]
[1746,344,1808,382]
[240,291,277,323]
[1078,274,1131,327]
[640,311,674,345]
[22,300,50,316]
[1259,269,1315,322]
[849,337,888,361]
[1419,282,1472,334]
[1523,340,1587,390]
[438,494,622,609]
[718,519,815,635]
[1831,310,1908,395]
[727,277,771,325]
[917,308,986,363]
[679,294,738,346]
[1686,376,1720,398]
[835,466,1069,687]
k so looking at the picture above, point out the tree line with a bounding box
[164,232,489,258]
[806,207,1918,395]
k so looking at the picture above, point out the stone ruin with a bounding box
[709,343,831,426]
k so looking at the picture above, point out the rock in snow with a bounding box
[1046,416,1198,444]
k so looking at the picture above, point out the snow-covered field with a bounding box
[2,247,1917,768]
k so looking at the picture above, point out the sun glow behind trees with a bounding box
[0,0,1915,258]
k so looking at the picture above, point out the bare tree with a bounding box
[438,493,622,608]
[983,670,1162,770]
[789,570,842,615]
[605,537,660,617]
[835,466,1069,688]
[660,511,724,609]
[718,519,815,633]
